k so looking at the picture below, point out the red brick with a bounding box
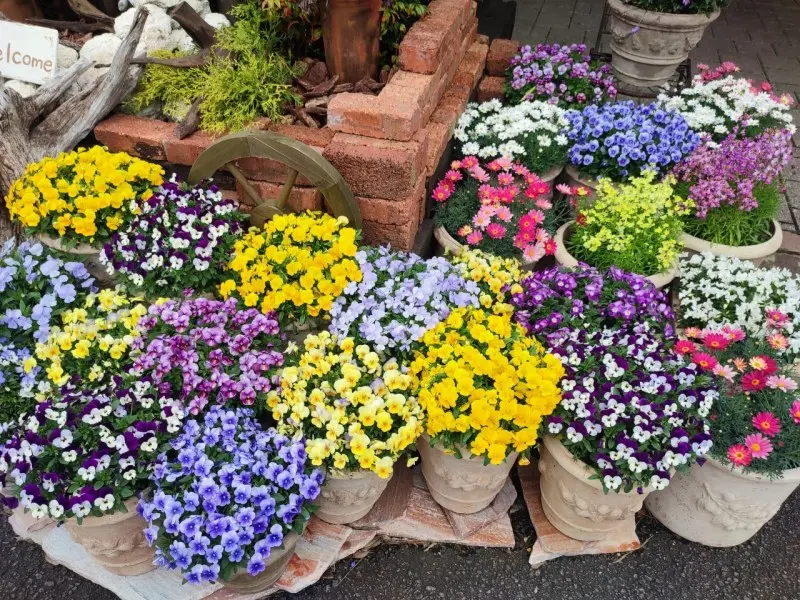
[270,124,334,149]
[425,121,452,176]
[163,130,217,166]
[324,132,427,200]
[358,177,425,250]
[94,115,172,161]
[476,75,506,102]
[235,180,322,213]
[328,92,422,142]
[397,0,467,74]
[486,39,521,77]
[234,145,325,186]
[457,40,489,89]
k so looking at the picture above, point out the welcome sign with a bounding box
[0,21,58,85]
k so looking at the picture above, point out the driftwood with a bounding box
[66,0,114,26]
[0,9,149,241]
[25,18,114,33]
[131,48,212,67]
[169,2,217,49]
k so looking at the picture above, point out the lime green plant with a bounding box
[568,171,692,276]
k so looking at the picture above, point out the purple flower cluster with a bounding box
[328,247,481,354]
[564,101,701,181]
[507,43,617,108]
[132,298,284,415]
[544,326,717,492]
[510,265,675,340]
[139,406,323,584]
[0,376,184,518]
[673,128,793,217]
[100,179,245,299]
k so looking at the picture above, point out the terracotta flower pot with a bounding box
[38,234,115,287]
[64,498,155,576]
[323,0,382,84]
[679,220,783,268]
[539,436,651,542]
[223,532,301,593]
[645,456,800,547]
[315,469,390,525]
[554,222,678,289]
[417,434,517,514]
[561,165,599,204]
[607,0,720,93]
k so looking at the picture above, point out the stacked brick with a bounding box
[94,0,488,251]
[477,39,520,102]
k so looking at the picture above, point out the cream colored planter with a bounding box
[554,222,678,289]
[10,506,55,536]
[679,220,783,268]
[38,234,115,287]
[64,498,155,576]
[561,165,599,204]
[645,456,800,547]
[607,0,719,92]
[417,434,517,514]
[223,532,301,593]
[539,436,651,542]
[434,226,538,267]
[315,469,390,525]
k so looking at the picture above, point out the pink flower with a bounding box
[445,169,463,183]
[543,238,557,255]
[745,433,773,460]
[472,207,494,228]
[471,167,490,183]
[727,444,752,467]
[522,243,545,263]
[432,183,453,203]
[712,363,736,382]
[535,198,553,210]
[495,156,513,170]
[513,229,535,249]
[675,340,696,355]
[450,159,463,170]
[768,333,789,350]
[556,183,575,196]
[721,325,745,342]
[477,184,494,202]
[486,159,503,172]
[750,355,777,375]
[497,172,514,186]
[741,371,767,392]
[752,412,782,437]
[790,400,800,424]
[486,222,507,239]
[513,163,530,177]
[457,225,472,237]
[684,327,703,339]
[702,332,730,351]
[495,206,512,222]
[461,156,478,169]
[766,375,798,392]
[766,308,789,328]
[465,230,483,245]
[692,351,718,371]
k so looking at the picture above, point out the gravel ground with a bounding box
[1,480,798,600]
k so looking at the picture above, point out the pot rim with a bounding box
[703,454,800,483]
[538,163,565,183]
[324,467,383,481]
[607,0,720,27]
[434,226,537,266]
[563,164,598,189]
[679,220,783,260]
[419,432,517,465]
[38,233,101,256]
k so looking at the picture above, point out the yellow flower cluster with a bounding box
[220,212,362,324]
[32,290,146,393]
[5,147,164,245]
[267,332,423,478]
[410,306,563,465]
[573,171,693,275]
[450,249,524,307]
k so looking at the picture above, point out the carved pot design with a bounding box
[64,498,155,576]
[315,469,390,525]
[645,456,800,547]
[539,436,650,541]
[607,0,719,92]
[223,532,301,593]
[679,220,783,268]
[417,434,517,514]
[38,234,115,288]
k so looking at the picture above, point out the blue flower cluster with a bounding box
[139,406,323,585]
[564,101,701,181]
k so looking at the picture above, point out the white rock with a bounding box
[5,79,38,98]
[203,12,230,29]
[80,34,122,65]
[130,0,182,11]
[169,29,198,53]
[56,44,79,72]
[76,66,109,91]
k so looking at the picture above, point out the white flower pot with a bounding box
[607,0,720,93]
[554,222,678,289]
[64,498,155,576]
[539,436,651,542]
[315,469,390,525]
[679,220,783,268]
[417,434,517,514]
[223,532,301,593]
[645,456,800,547]
[38,234,115,287]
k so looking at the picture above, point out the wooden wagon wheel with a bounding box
[187,131,362,229]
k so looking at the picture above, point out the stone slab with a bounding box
[350,463,414,530]
[444,477,517,540]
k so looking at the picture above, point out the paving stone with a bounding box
[444,478,517,540]
[780,230,800,255]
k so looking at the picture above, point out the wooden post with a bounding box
[322,0,381,84]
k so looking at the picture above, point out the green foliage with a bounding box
[124,50,206,121]
[680,181,781,247]
[620,0,729,15]
[381,0,429,67]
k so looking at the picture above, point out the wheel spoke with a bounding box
[277,168,299,210]
[226,163,263,208]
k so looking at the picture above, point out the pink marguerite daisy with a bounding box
[721,325,746,342]
[702,332,730,351]
[767,333,789,351]
[486,222,507,239]
[522,243,545,263]
[535,198,553,210]
[461,156,478,169]
[766,375,798,392]
[495,206,513,222]
[744,433,773,460]
[497,172,514,186]
[684,327,703,339]
[450,159,462,170]
[457,225,472,237]
[675,339,696,355]
[712,363,736,382]
[692,351,718,371]
[727,444,752,467]
[445,169,463,183]
[555,183,575,196]
[790,400,800,424]
[465,230,483,245]
[752,412,782,437]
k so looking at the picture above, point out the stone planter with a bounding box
[561,164,599,204]
[434,226,539,267]
[537,163,565,202]
[38,234,115,287]
[315,469,390,525]
[554,222,678,289]
[64,498,155,576]
[539,435,651,542]
[645,456,800,547]
[417,434,517,514]
[679,220,783,268]
[223,532,301,593]
[9,506,55,536]
[607,0,720,93]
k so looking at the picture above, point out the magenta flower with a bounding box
[744,433,773,459]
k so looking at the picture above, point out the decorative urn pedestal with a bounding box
[607,0,720,93]
[315,469,391,525]
[223,532,301,593]
[645,457,800,547]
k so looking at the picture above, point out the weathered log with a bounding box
[169,2,217,49]
[131,48,211,67]
[66,0,114,26]
[331,83,354,94]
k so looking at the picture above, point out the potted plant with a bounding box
[562,101,700,200]
[678,252,800,363]
[554,171,690,288]
[267,331,423,524]
[131,297,285,416]
[219,212,362,335]
[140,406,323,590]
[453,99,570,193]
[432,156,560,264]
[646,322,800,546]
[449,248,525,307]
[5,147,164,286]
[0,376,185,575]
[505,43,617,109]
[328,246,481,357]
[410,306,564,514]
[100,178,247,300]
[606,0,727,92]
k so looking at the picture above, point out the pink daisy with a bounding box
[721,325,746,342]
[445,169,463,183]
[497,172,514,186]
[767,333,789,351]
[513,164,530,177]
[486,159,503,172]
[692,351,718,371]
[486,222,507,239]
[461,156,478,169]
[727,444,752,467]
[465,230,483,245]
[457,225,472,237]
[543,238,557,255]
[790,400,800,424]
[675,340,696,355]
[702,332,730,351]
[450,159,463,170]
[513,229,535,250]
[495,156,513,170]
[555,183,575,196]
[432,183,453,203]
[752,412,782,437]
[535,198,553,210]
[683,327,703,339]
[766,308,789,329]
[495,206,512,222]
[741,371,767,392]
[744,433,773,460]
[766,375,798,392]
[712,363,736,382]
[522,243,545,263]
